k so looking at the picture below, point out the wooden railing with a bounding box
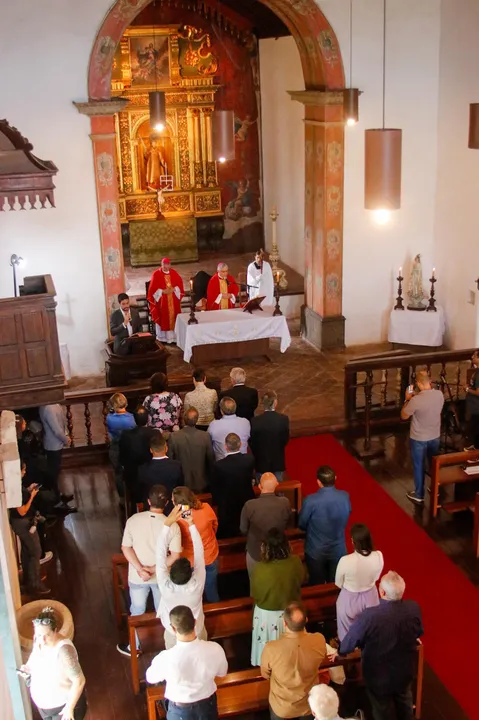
[61,375,222,464]
[344,347,475,445]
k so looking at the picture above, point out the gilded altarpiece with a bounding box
[112,26,222,234]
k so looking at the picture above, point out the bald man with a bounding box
[240,472,291,579]
[261,601,327,720]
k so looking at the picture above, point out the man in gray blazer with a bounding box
[168,408,214,492]
[110,293,142,355]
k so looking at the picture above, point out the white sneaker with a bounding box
[40,551,53,565]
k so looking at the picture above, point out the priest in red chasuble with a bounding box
[206,262,239,310]
[147,258,184,343]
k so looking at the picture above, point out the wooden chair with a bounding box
[430,449,479,517]
[128,582,337,694]
[236,271,248,305]
[146,645,424,720]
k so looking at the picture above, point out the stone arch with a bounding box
[83,0,347,348]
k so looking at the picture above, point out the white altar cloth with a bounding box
[175,307,291,362]
[388,305,445,347]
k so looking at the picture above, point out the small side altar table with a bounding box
[388,305,446,348]
[175,307,291,364]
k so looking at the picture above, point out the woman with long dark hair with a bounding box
[335,523,384,640]
[250,527,304,665]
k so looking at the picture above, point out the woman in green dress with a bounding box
[250,527,305,666]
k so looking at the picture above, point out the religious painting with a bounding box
[129,34,170,87]
[135,119,174,192]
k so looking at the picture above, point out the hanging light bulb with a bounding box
[364,0,402,217]
[149,91,166,133]
[212,110,235,163]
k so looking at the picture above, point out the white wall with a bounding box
[259,37,305,276]
[0,0,113,376]
[260,1,442,344]
[434,0,479,349]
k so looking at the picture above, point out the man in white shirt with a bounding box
[117,484,182,657]
[146,604,228,720]
[156,505,207,648]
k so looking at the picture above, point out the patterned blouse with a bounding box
[183,383,218,426]
[143,392,183,431]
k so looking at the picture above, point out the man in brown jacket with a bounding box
[260,601,327,720]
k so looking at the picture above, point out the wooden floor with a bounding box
[33,430,474,720]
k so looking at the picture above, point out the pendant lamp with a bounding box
[149,91,166,133]
[468,104,479,149]
[344,0,359,126]
[364,0,402,221]
[212,110,235,163]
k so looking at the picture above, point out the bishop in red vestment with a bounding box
[206,263,239,310]
[147,258,184,343]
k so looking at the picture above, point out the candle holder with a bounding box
[273,279,282,317]
[188,278,198,325]
[394,272,405,310]
[426,275,437,312]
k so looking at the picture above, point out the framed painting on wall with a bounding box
[129,31,170,87]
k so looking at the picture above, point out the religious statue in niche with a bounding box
[407,254,427,310]
[177,25,218,76]
[136,120,174,192]
[225,178,253,221]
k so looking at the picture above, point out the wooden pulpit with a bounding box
[0,275,65,410]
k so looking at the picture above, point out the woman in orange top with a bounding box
[172,486,220,603]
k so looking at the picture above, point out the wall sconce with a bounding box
[149,91,166,133]
[212,110,235,163]
[10,254,26,297]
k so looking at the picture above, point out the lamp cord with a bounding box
[349,0,353,90]
[382,0,386,129]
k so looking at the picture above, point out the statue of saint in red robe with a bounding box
[206,264,239,310]
[147,258,184,343]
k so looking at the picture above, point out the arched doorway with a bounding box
[80,0,346,348]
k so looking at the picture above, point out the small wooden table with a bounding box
[430,449,479,518]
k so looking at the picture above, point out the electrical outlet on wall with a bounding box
[468,290,476,306]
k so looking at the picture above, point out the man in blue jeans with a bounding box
[401,370,444,505]
[298,465,351,585]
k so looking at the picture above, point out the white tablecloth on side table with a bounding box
[388,305,445,346]
[175,307,292,362]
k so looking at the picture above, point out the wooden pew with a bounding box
[112,528,305,629]
[146,645,424,720]
[430,449,479,518]
[128,583,338,694]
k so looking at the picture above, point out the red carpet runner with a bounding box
[286,434,478,719]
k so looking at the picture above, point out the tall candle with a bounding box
[432,268,436,278]
[399,266,402,277]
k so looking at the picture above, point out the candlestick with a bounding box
[273,274,282,317]
[394,270,405,310]
[426,273,437,312]
[188,276,198,325]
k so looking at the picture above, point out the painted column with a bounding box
[289,91,345,349]
[73,100,129,326]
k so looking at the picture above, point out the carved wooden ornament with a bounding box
[0,119,58,211]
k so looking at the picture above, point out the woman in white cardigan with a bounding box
[335,523,384,641]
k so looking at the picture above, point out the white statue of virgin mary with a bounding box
[407,254,426,310]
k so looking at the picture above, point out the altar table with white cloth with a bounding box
[388,305,446,347]
[175,307,291,363]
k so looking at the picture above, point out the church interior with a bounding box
[1,0,479,718]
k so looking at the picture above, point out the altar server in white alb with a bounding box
[247,250,275,306]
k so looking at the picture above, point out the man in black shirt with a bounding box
[333,570,423,720]
[219,367,258,421]
[249,390,289,482]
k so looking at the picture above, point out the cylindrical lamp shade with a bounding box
[212,110,235,163]
[468,103,479,149]
[344,88,359,125]
[149,91,166,132]
[365,128,402,210]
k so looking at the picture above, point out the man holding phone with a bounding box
[401,370,444,505]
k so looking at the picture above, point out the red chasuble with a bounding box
[147,268,184,331]
[206,273,240,310]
